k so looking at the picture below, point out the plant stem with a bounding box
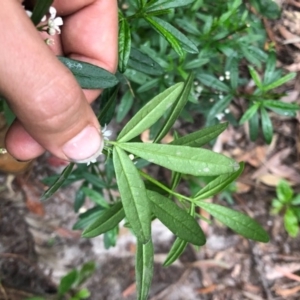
[139,170,192,202]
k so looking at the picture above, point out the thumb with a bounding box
[1,1,103,163]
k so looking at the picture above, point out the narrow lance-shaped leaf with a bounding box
[197,202,270,242]
[147,190,206,246]
[117,83,184,142]
[136,240,154,300]
[98,85,119,126]
[81,187,109,208]
[41,163,74,201]
[58,57,119,89]
[171,123,228,147]
[154,73,194,143]
[128,48,164,76]
[31,0,53,25]
[239,103,260,124]
[197,74,230,93]
[263,100,300,111]
[118,17,131,73]
[206,95,233,124]
[113,147,151,243]
[58,270,78,295]
[261,106,273,144]
[263,72,296,91]
[163,237,188,267]
[145,16,198,55]
[248,66,262,89]
[117,142,240,176]
[249,111,259,141]
[194,162,244,201]
[116,90,134,123]
[145,0,195,12]
[82,202,125,238]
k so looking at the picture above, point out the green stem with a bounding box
[139,170,192,202]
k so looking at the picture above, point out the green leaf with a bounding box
[82,172,106,189]
[194,162,244,201]
[74,288,91,299]
[118,17,131,73]
[76,261,96,286]
[261,107,273,144]
[147,190,206,245]
[98,85,119,126]
[74,186,86,212]
[31,0,53,25]
[3,100,15,126]
[113,147,151,243]
[249,111,259,141]
[291,194,300,205]
[284,208,299,237]
[225,56,239,90]
[248,66,262,89]
[197,74,230,93]
[206,95,233,124]
[136,240,154,300]
[104,226,118,249]
[117,83,184,142]
[263,72,296,91]
[58,270,78,295]
[58,57,119,89]
[116,90,134,123]
[81,187,109,208]
[184,57,210,70]
[41,163,75,201]
[263,100,300,111]
[249,0,281,19]
[139,0,148,8]
[163,237,187,266]
[264,51,277,85]
[145,16,198,56]
[171,123,228,147]
[117,142,240,176]
[128,48,164,76]
[73,207,104,230]
[154,73,194,143]
[137,78,161,93]
[239,103,260,124]
[276,180,293,203]
[145,0,195,12]
[82,202,125,238]
[197,202,270,242]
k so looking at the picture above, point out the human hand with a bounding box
[0,0,118,163]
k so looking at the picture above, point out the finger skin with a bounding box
[2,0,118,161]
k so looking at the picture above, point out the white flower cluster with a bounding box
[86,125,112,166]
[23,6,63,45]
[219,71,231,81]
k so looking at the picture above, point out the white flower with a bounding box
[219,76,225,81]
[47,7,63,36]
[85,126,112,166]
[23,6,46,22]
[45,38,55,45]
[216,113,224,121]
[101,125,112,141]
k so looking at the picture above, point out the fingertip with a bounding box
[5,120,45,161]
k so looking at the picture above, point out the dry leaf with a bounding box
[257,173,283,186]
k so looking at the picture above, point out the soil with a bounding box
[2,1,300,300]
